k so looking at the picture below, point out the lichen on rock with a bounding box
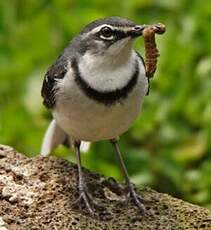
[0,144,211,229]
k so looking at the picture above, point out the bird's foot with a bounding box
[74,185,98,216]
[126,183,146,214]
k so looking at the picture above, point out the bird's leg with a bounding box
[110,139,146,214]
[73,141,96,215]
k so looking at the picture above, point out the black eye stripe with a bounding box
[113,29,129,39]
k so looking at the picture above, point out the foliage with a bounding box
[0,0,211,209]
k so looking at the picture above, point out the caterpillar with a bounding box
[142,23,166,79]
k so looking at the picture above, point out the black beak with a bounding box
[130,25,147,37]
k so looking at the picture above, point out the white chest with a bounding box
[53,52,148,141]
[78,51,137,92]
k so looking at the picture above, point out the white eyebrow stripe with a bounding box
[86,24,112,36]
[112,26,135,32]
[84,24,135,37]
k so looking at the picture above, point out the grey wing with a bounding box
[41,56,68,109]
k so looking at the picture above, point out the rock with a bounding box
[0,144,211,230]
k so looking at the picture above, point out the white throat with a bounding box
[78,50,137,92]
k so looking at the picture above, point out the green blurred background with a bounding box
[0,0,211,209]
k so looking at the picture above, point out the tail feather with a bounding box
[41,119,66,156]
[41,119,90,156]
[80,141,91,153]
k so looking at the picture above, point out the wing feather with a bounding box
[41,56,68,108]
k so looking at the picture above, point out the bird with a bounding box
[41,16,149,215]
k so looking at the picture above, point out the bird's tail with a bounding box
[40,119,90,156]
[40,119,66,156]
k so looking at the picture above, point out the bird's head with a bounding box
[73,17,145,65]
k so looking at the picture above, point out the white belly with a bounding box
[53,77,147,142]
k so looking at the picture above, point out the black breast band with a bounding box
[71,58,139,106]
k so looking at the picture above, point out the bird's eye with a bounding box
[100,26,113,38]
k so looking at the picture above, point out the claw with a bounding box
[126,183,146,214]
[74,184,108,218]
[74,188,96,216]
